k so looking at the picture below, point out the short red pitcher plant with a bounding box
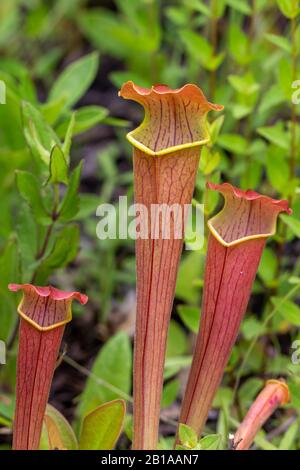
[8,284,88,450]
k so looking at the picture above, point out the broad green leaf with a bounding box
[198,434,222,450]
[57,106,109,138]
[161,379,180,408]
[166,320,188,358]
[49,52,99,110]
[49,145,68,185]
[78,9,159,59]
[258,84,285,114]
[164,356,192,379]
[281,214,300,238]
[226,0,252,15]
[217,133,248,154]
[228,74,260,95]
[200,148,220,175]
[176,251,203,304]
[16,170,51,225]
[77,332,132,419]
[35,224,80,283]
[21,101,60,164]
[238,378,264,406]
[178,424,198,449]
[264,33,291,52]
[266,146,289,192]
[40,404,78,450]
[0,238,20,340]
[228,23,250,65]
[241,317,266,340]
[257,122,289,150]
[258,247,278,285]
[177,305,200,333]
[277,0,299,18]
[58,161,83,221]
[271,297,300,326]
[79,400,125,450]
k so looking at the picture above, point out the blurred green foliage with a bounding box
[0,0,300,450]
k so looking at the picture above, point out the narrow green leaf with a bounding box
[49,52,99,109]
[49,145,68,185]
[58,161,83,221]
[16,171,51,225]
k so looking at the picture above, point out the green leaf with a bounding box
[257,122,289,150]
[178,424,198,449]
[57,106,109,138]
[79,400,125,450]
[279,421,299,450]
[241,317,266,340]
[49,145,68,185]
[35,225,79,283]
[180,30,224,71]
[226,0,252,15]
[40,404,78,450]
[58,161,83,221]
[271,297,300,326]
[164,356,192,379]
[62,112,75,163]
[176,252,203,304]
[198,434,222,450]
[166,320,188,358]
[77,332,132,419]
[0,238,20,340]
[16,171,51,225]
[264,33,291,53]
[49,52,99,110]
[199,148,220,175]
[266,146,289,192]
[281,214,300,238]
[161,379,180,408]
[228,74,260,95]
[258,84,285,114]
[177,305,200,333]
[217,133,248,154]
[22,101,60,164]
[258,247,278,285]
[277,0,299,19]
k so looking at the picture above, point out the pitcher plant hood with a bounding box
[207,182,292,246]
[177,183,291,439]
[8,283,88,331]
[119,81,223,155]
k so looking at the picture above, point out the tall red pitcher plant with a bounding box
[8,283,88,450]
[119,82,222,449]
[178,182,291,438]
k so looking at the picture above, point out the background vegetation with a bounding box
[0,0,300,450]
